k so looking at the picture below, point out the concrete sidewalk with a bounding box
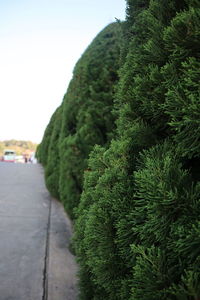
[0,162,78,300]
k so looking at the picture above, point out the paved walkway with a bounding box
[0,162,78,300]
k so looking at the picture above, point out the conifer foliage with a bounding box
[74,0,200,299]
[45,106,63,198]
[38,0,200,298]
[37,22,122,216]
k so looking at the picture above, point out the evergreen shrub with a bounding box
[38,0,200,298]
[75,0,200,299]
[58,22,122,217]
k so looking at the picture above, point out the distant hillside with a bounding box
[0,140,38,156]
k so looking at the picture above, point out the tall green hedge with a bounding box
[58,22,122,217]
[74,1,200,299]
[37,108,59,166]
[38,22,122,217]
[38,0,200,298]
[45,105,63,199]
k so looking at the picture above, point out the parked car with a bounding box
[3,149,16,162]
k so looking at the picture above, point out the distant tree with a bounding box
[0,142,4,155]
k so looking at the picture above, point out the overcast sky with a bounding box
[0,0,126,143]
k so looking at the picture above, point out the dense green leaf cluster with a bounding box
[38,0,200,298]
[74,1,200,299]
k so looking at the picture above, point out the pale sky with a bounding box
[0,0,126,144]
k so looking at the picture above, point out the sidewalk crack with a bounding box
[42,195,52,300]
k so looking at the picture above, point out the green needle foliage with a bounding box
[45,105,63,199]
[37,105,63,198]
[58,22,122,218]
[38,22,122,217]
[74,0,200,299]
[37,108,59,166]
[38,0,200,298]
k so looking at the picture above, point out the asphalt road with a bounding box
[0,162,78,300]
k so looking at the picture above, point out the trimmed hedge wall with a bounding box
[38,1,200,298]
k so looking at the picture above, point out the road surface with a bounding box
[0,162,78,300]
